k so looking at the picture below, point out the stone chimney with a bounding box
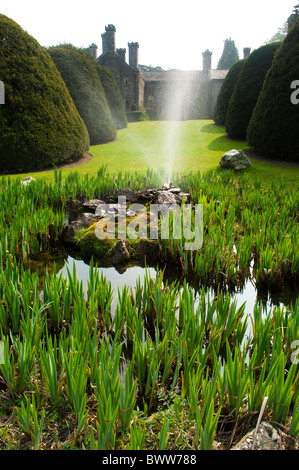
[117,48,126,62]
[128,42,139,69]
[86,43,98,59]
[243,47,251,59]
[202,50,212,78]
[102,24,116,54]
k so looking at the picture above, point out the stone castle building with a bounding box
[87,25,250,120]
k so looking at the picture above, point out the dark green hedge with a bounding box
[48,45,117,145]
[247,19,299,161]
[95,65,127,129]
[225,42,281,139]
[213,59,245,125]
[0,15,90,173]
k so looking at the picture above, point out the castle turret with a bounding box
[202,50,212,78]
[87,43,98,59]
[117,48,126,62]
[102,24,116,54]
[243,47,251,59]
[128,42,139,69]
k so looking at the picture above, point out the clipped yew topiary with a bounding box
[48,45,117,145]
[225,42,281,139]
[213,59,245,125]
[247,18,299,161]
[0,14,90,173]
[95,65,127,129]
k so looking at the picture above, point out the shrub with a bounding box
[213,59,245,125]
[95,65,127,129]
[247,18,299,161]
[0,14,90,173]
[48,45,117,145]
[225,43,281,139]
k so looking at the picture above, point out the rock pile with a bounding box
[62,185,191,266]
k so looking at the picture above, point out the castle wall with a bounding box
[99,52,144,111]
[143,77,212,120]
[97,24,230,120]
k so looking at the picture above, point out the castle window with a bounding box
[124,77,129,86]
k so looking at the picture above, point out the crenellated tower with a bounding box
[243,47,251,59]
[101,24,116,54]
[202,49,212,78]
[116,48,126,61]
[86,43,98,59]
[128,42,139,69]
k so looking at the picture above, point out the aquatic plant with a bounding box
[0,167,298,450]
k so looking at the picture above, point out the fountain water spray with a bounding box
[160,73,193,183]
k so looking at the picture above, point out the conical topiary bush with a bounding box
[213,59,245,126]
[95,64,127,129]
[247,18,299,161]
[225,42,281,139]
[0,14,90,173]
[48,45,117,145]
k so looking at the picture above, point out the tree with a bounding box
[217,38,239,70]
[139,65,165,72]
[0,14,89,173]
[225,42,281,139]
[247,18,299,161]
[265,23,288,43]
[287,4,299,30]
[95,65,127,129]
[48,45,117,146]
[213,59,245,125]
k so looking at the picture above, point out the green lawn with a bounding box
[9,120,299,185]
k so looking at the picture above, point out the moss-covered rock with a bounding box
[0,14,90,173]
[76,228,117,259]
[213,59,245,126]
[225,43,281,139]
[48,45,117,145]
[247,19,299,161]
[70,212,161,266]
[95,65,127,129]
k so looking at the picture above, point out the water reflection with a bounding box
[57,255,299,315]
[58,255,156,312]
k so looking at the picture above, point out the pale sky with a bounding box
[0,0,296,70]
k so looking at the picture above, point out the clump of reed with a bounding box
[0,258,298,450]
[0,167,298,450]
[160,169,299,290]
[2,166,298,292]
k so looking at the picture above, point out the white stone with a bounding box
[220,149,251,170]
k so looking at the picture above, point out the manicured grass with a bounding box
[8,120,299,186]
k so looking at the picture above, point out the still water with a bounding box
[57,255,299,317]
